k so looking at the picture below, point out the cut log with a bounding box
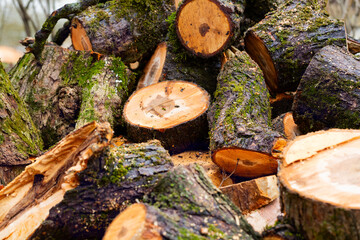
[124,80,210,154]
[9,45,135,148]
[292,45,360,133]
[70,18,92,51]
[347,36,360,54]
[208,49,285,178]
[278,129,360,239]
[0,62,43,185]
[175,0,245,57]
[71,0,175,63]
[272,112,300,140]
[244,0,346,94]
[29,139,173,239]
[220,175,279,214]
[0,121,113,240]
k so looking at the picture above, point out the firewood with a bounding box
[292,45,360,133]
[278,129,360,239]
[107,164,260,239]
[0,62,43,185]
[347,36,360,54]
[244,0,346,94]
[29,140,173,239]
[0,121,113,240]
[269,92,294,119]
[71,0,175,63]
[220,175,279,214]
[208,49,285,178]
[70,18,92,51]
[9,45,135,148]
[272,112,300,140]
[124,80,210,154]
[175,0,245,58]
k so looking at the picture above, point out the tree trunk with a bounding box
[0,62,43,185]
[278,129,360,240]
[271,112,300,140]
[110,164,259,240]
[175,0,245,57]
[124,80,210,154]
[0,121,113,240]
[244,0,346,94]
[292,45,360,133]
[9,45,135,148]
[71,0,175,64]
[29,139,173,240]
[208,49,285,178]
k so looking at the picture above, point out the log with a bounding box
[347,36,360,54]
[244,0,346,94]
[29,139,173,239]
[208,49,285,178]
[0,121,113,240]
[9,45,135,148]
[220,175,279,214]
[71,0,175,63]
[292,45,360,133]
[272,112,300,140]
[124,80,210,154]
[106,164,260,239]
[278,129,360,239]
[269,92,294,119]
[175,0,245,57]
[0,62,43,185]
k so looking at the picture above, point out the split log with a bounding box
[71,0,175,63]
[106,164,260,239]
[175,0,245,57]
[278,129,360,239]
[124,80,210,154]
[9,45,135,148]
[220,175,279,214]
[244,0,346,94]
[347,36,360,54]
[272,112,300,140]
[0,62,43,185]
[208,49,285,178]
[29,140,173,239]
[0,121,113,240]
[292,45,360,133]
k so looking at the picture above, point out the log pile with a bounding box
[0,0,359,238]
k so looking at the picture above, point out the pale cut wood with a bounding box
[136,42,167,90]
[0,122,112,240]
[220,175,279,214]
[70,18,92,51]
[0,46,23,64]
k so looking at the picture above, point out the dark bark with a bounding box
[292,45,360,133]
[244,0,346,93]
[30,140,173,240]
[53,20,71,46]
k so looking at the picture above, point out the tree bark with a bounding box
[9,45,135,148]
[244,0,346,94]
[71,0,175,64]
[29,139,173,240]
[208,49,284,178]
[0,62,43,185]
[278,129,360,240]
[292,45,360,133]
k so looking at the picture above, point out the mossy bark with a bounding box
[0,62,43,185]
[292,45,360,133]
[208,50,281,153]
[9,45,135,148]
[73,0,175,64]
[245,0,346,93]
[142,164,260,239]
[30,140,173,240]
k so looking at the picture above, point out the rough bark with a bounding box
[124,80,210,154]
[292,45,360,133]
[9,45,135,148]
[208,49,284,178]
[72,0,175,64]
[0,121,113,240]
[0,62,43,185]
[175,0,245,57]
[29,140,173,240]
[244,0,346,94]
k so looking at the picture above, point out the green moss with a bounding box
[0,133,4,144]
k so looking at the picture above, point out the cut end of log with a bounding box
[244,30,278,95]
[212,148,278,178]
[176,0,232,57]
[71,18,93,51]
[103,203,161,240]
